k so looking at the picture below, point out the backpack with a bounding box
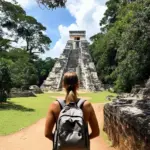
[53,99,90,150]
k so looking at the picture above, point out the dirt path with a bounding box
[0,104,115,150]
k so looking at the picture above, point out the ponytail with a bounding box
[66,90,76,103]
[63,72,78,104]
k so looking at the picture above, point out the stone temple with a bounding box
[41,31,102,91]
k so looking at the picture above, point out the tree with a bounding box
[0,58,12,102]
[90,0,150,92]
[0,0,55,94]
[0,48,55,89]
[34,57,56,86]
[6,49,38,88]
[0,1,51,56]
[113,0,150,91]
[100,0,121,32]
[0,0,26,51]
[17,16,51,56]
[0,0,26,33]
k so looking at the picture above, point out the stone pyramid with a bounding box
[41,31,102,91]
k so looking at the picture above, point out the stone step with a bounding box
[41,37,102,91]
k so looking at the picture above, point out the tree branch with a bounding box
[36,0,67,8]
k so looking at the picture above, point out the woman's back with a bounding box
[45,72,100,150]
[51,99,100,139]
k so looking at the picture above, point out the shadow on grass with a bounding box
[0,102,35,112]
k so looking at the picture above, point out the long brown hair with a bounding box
[63,72,79,104]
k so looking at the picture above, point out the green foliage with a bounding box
[16,15,51,55]
[0,49,55,89]
[0,0,51,55]
[0,1,55,90]
[0,38,11,51]
[90,0,150,92]
[37,0,67,8]
[10,60,38,88]
[0,58,12,102]
[100,0,121,32]
[34,57,56,86]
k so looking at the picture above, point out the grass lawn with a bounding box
[79,91,116,103]
[0,91,116,135]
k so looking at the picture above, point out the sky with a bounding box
[6,0,107,59]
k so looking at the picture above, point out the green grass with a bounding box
[79,91,117,103]
[0,91,116,135]
[0,93,56,135]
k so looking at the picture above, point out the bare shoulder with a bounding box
[48,100,60,112]
[83,100,93,111]
[83,100,92,107]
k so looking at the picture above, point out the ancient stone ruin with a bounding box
[10,88,36,98]
[104,98,150,150]
[103,77,150,150]
[29,85,43,94]
[41,31,102,91]
[118,78,150,100]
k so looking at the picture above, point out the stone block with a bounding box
[104,99,150,150]
[29,85,43,94]
[10,89,36,98]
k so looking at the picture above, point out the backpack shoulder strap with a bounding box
[77,99,87,109]
[56,99,66,110]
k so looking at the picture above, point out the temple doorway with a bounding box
[75,37,80,48]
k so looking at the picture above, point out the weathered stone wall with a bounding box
[104,99,150,150]
[10,89,36,98]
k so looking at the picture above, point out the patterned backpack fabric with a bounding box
[53,99,90,150]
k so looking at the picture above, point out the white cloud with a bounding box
[6,0,36,8]
[42,0,107,59]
